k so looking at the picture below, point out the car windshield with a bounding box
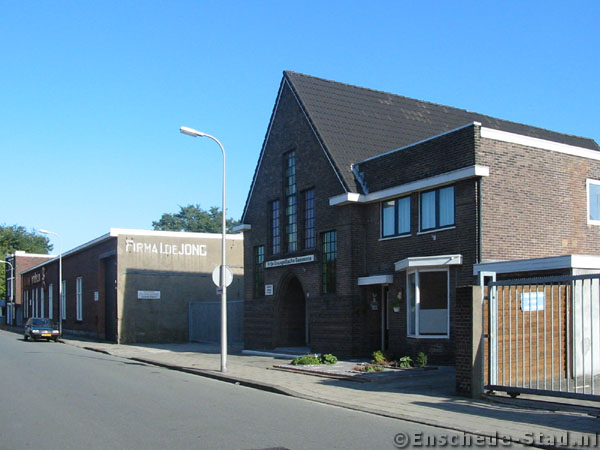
[32,318,51,326]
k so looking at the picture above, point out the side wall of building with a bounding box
[116,232,244,343]
[477,129,600,260]
[22,238,117,339]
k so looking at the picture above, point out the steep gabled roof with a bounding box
[284,71,600,193]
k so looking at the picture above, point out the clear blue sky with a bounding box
[2,1,598,252]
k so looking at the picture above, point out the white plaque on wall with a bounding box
[138,290,161,300]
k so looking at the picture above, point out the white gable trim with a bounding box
[330,165,489,206]
[480,127,600,161]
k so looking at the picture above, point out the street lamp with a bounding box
[0,259,14,325]
[39,229,63,336]
[180,126,228,373]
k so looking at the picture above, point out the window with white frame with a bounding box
[382,196,411,238]
[420,185,454,232]
[48,284,54,320]
[406,269,449,338]
[76,277,83,321]
[40,288,45,318]
[587,179,600,225]
[61,280,66,320]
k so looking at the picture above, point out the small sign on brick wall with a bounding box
[138,290,161,300]
[265,284,274,296]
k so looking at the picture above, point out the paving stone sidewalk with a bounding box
[53,336,600,449]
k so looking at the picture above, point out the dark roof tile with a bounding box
[284,71,599,192]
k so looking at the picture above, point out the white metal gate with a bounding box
[486,274,600,400]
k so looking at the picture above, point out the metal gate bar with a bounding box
[486,274,600,401]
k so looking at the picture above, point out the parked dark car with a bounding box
[24,318,60,342]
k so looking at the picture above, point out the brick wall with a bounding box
[477,129,600,260]
[23,237,116,339]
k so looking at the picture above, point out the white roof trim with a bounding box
[357,274,394,286]
[330,165,489,206]
[480,127,600,161]
[395,254,463,271]
[233,224,252,232]
[109,228,243,240]
[473,255,600,275]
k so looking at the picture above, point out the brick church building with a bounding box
[236,71,600,362]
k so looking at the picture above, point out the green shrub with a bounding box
[415,352,428,368]
[291,355,321,365]
[291,353,338,365]
[320,353,338,365]
[371,350,387,365]
[398,356,413,369]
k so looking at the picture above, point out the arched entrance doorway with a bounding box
[278,275,307,347]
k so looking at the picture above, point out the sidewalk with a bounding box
[51,336,600,448]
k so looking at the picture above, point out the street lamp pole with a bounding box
[39,229,63,336]
[180,126,228,373]
[0,259,14,325]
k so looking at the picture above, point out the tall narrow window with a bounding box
[322,231,337,294]
[270,200,280,255]
[40,289,45,318]
[284,151,297,252]
[254,246,265,298]
[76,277,83,321]
[303,189,315,249]
[286,195,297,252]
[420,185,454,231]
[48,284,54,320]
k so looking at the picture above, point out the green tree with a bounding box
[152,205,240,234]
[0,225,52,299]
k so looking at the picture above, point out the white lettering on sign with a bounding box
[265,254,315,268]
[125,239,207,257]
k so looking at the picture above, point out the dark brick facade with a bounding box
[22,236,116,340]
[242,75,600,371]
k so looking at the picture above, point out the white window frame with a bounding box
[48,284,54,320]
[76,277,83,321]
[61,280,66,320]
[587,179,600,225]
[406,268,450,339]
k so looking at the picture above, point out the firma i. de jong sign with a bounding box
[125,239,207,256]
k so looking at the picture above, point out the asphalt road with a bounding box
[0,330,525,449]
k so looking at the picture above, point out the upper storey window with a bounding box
[420,186,454,232]
[382,196,411,238]
[587,179,600,225]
